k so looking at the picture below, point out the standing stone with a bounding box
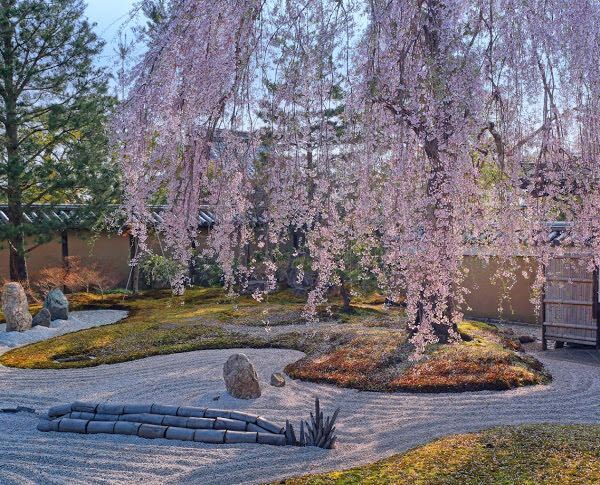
[1,282,32,332]
[223,353,261,399]
[270,372,286,387]
[44,288,69,320]
[32,308,52,327]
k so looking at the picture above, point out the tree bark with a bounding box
[339,274,352,313]
[7,209,28,281]
[129,235,140,293]
[416,1,458,343]
[1,6,28,282]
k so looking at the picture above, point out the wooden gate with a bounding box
[543,257,600,349]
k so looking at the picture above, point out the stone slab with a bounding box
[256,417,284,434]
[204,409,231,419]
[120,413,164,425]
[193,429,225,444]
[93,413,120,421]
[71,402,97,413]
[214,417,247,431]
[176,406,206,418]
[58,418,88,434]
[187,417,214,429]
[114,421,141,436]
[246,423,267,433]
[48,403,72,418]
[138,424,167,439]
[151,404,179,416]
[165,427,195,441]
[123,404,153,414]
[162,416,189,428]
[87,421,116,434]
[96,403,124,415]
[257,433,287,446]
[224,431,258,444]
[69,412,96,420]
[229,411,258,423]
[37,419,60,432]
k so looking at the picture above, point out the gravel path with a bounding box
[215,321,401,338]
[0,348,599,485]
[0,310,128,356]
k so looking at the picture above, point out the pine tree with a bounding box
[0,0,116,281]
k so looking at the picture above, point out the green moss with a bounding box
[0,287,273,369]
[277,425,600,485]
[0,288,549,395]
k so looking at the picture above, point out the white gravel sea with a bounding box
[0,346,598,484]
[0,310,128,355]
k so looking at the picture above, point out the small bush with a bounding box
[35,256,119,295]
[192,255,223,287]
[139,253,184,289]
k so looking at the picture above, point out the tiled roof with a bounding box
[0,204,217,229]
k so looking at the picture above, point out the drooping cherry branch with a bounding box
[117,0,600,355]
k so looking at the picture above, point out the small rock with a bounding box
[518,335,535,344]
[32,308,52,327]
[270,372,286,387]
[44,288,69,320]
[223,353,261,399]
[1,282,32,332]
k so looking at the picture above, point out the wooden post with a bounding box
[541,322,547,351]
[129,235,140,294]
[594,268,600,350]
[188,240,196,285]
[61,230,69,293]
[541,262,547,351]
[61,230,69,266]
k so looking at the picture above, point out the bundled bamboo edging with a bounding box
[38,402,287,446]
[38,398,339,449]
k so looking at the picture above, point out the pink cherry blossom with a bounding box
[117,0,600,356]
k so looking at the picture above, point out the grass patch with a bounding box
[0,288,549,393]
[275,424,600,484]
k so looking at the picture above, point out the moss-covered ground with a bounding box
[0,287,550,392]
[275,424,600,485]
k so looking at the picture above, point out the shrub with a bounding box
[192,255,223,287]
[139,253,184,289]
[35,256,119,295]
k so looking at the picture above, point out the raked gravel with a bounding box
[0,310,128,356]
[0,347,599,484]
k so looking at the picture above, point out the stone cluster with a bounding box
[44,287,69,320]
[1,282,32,331]
[32,307,52,327]
[1,284,69,332]
[38,402,288,446]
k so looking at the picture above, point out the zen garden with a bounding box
[1,0,600,484]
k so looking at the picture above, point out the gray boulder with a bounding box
[1,282,32,332]
[270,372,286,387]
[223,353,261,399]
[44,288,69,320]
[32,308,52,327]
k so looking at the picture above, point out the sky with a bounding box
[85,0,139,68]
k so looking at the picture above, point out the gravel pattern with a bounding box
[0,348,599,484]
[0,310,128,356]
